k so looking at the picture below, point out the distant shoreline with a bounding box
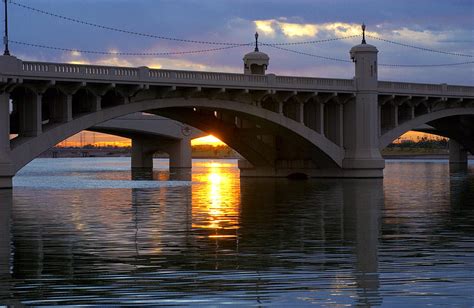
[38,148,472,161]
[383,154,473,160]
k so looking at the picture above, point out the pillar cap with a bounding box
[243,50,270,64]
[350,43,378,53]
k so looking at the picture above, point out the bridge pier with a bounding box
[131,138,156,169]
[449,139,468,166]
[168,138,192,169]
[131,137,192,175]
[0,93,13,189]
[239,160,384,178]
[342,38,385,177]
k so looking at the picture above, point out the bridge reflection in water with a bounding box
[0,161,391,305]
[2,159,472,305]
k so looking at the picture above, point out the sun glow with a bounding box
[192,161,240,239]
[192,135,226,146]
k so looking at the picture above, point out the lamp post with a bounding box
[3,0,10,56]
[361,23,366,44]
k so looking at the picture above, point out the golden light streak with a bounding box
[191,135,226,146]
[192,161,240,239]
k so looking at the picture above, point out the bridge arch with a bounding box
[379,107,474,150]
[9,97,344,174]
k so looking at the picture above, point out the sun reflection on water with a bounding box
[192,161,240,239]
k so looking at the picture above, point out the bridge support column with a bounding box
[0,93,14,189]
[168,138,192,169]
[17,92,42,137]
[131,138,155,169]
[449,139,468,166]
[54,94,73,123]
[342,39,385,177]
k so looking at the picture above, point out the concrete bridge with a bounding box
[0,39,473,188]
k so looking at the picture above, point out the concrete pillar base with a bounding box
[0,177,12,189]
[168,139,192,169]
[449,163,468,173]
[238,160,384,178]
[169,167,192,181]
[131,139,155,169]
[449,140,468,165]
[131,168,154,181]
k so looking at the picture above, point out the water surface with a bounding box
[0,158,473,306]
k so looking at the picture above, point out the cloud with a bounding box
[71,50,82,57]
[389,27,449,45]
[280,22,318,38]
[62,53,240,73]
[254,20,380,39]
[254,20,276,36]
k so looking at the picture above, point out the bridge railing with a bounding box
[378,81,474,96]
[4,59,473,96]
[17,60,356,91]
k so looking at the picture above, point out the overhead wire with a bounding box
[266,44,474,67]
[366,34,473,58]
[9,40,248,56]
[263,44,352,63]
[9,0,248,46]
[262,35,360,46]
[378,61,474,68]
[9,0,474,67]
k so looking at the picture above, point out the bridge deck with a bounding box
[0,58,471,97]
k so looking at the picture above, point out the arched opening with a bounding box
[414,103,429,117]
[261,97,279,113]
[282,98,299,122]
[381,103,397,133]
[324,100,342,146]
[73,89,98,119]
[101,90,125,109]
[8,97,343,177]
[398,103,412,124]
[154,103,342,173]
[10,86,39,138]
[192,135,238,159]
[303,98,322,133]
[383,130,448,157]
[42,88,68,130]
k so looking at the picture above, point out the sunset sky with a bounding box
[9,0,473,147]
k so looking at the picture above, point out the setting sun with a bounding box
[192,135,226,146]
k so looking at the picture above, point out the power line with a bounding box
[262,35,360,46]
[367,34,474,58]
[267,44,474,67]
[264,44,352,63]
[9,1,248,46]
[10,40,248,56]
[379,61,474,68]
[11,0,474,61]
[14,39,474,67]
[11,0,359,48]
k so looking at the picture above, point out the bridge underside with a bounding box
[413,115,474,166]
[153,107,358,179]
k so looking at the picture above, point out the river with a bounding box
[0,158,473,306]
